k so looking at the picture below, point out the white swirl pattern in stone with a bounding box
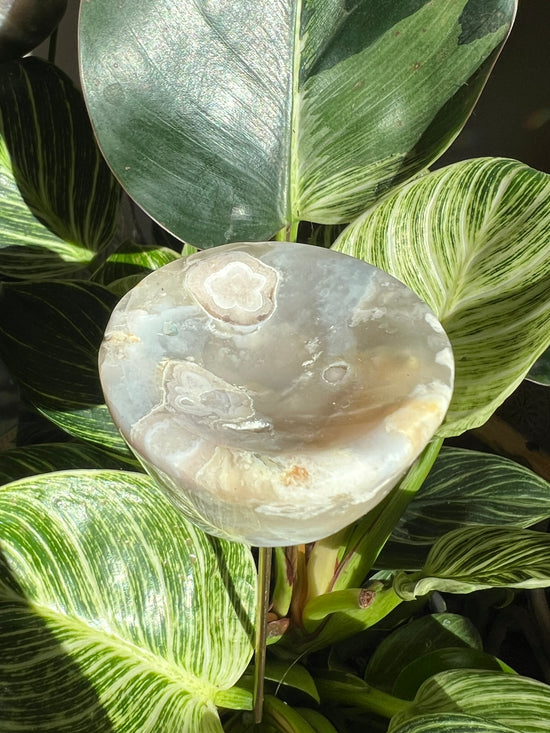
[99,242,454,546]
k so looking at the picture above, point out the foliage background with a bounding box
[1,1,550,730]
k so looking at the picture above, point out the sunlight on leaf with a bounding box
[379,447,550,570]
[0,58,120,279]
[79,0,515,246]
[389,669,550,733]
[334,158,550,436]
[0,470,256,731]
[394,525,550,598]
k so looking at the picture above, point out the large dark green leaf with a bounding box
[389,670,550,733]
[0,470,256,731]
[391,648,510,701]
[379,447,550,570]
[79,0,515,246]
[365,613,482,693]
[0,58,120,279]
[334,158,550,436]
[528,348,550,385]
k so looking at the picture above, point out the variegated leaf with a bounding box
[390,713,518,733]
[378,447,550,570]
[0,442,138,485]
[389,670,550,733]
[0,281,119,445]
[394,526,550,599]
[79,0,515,246]
[0,58,120,280]
[334,158,550,436]
[0,470,256,731]
[38,404,130,453]
[91,241,181,286]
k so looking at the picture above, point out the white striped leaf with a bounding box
[378,447,550,570]
[334,158,550,436]
[0,279,130,450]
[390,713,518,733]
[0,442,138,485]
[0,470,256,731]
[0,58,120,280]
[91,242,181,287]
[394,526,550,599]
[79,0,515,247]
[38,404,130,453]
[389,670,550,733]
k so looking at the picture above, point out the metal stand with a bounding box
[253,546,272,724]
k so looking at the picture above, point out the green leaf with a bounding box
[389,670,550,733]
[394,526,550,599]
[38,404,130,453]
[379,447,550,570]
[365,613,482,693]
[390,713,518,733]
[79,0,514,246]
[0,279,117,408]
[301,584,402,642]
[528,347,550,385]
[266,661,319,704]
[262,696,318,733]
[315,670,409,719]
[295,708,339,733]
[0,442,138,484]
[91,241,181,286]
[333,158,550,436]
[0,470,256,731]
[238,660,320,704]
[392,648,512,701]
[0,58,120,280]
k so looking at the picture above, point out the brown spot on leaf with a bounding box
[267,617,290,640]
[359,589,376,609]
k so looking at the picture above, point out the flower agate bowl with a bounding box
[99,242,454,546]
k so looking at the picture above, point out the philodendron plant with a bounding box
[1,1,550,731]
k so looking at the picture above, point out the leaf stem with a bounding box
[315,675,409,719]
[297,583,403,652]
[275,220,300,243]
[330,438,443,591]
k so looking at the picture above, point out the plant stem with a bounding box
[288,583,403,654]
[275,220,300,243]
[330,438,443,591]
[253,546,272,724]
[315,676,409,719]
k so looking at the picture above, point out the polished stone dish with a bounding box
[99,242,454,546]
